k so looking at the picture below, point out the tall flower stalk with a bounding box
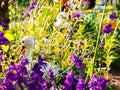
[86,4,106,82]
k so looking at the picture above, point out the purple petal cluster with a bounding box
[27,54,52,90]
[19,56,29,66]
[102,23,112,34]
[85,0,90,2]
[100,42,105,47]
[0,54,4,72]
[1,56,29,90]
[48,69,54,80]
[0,22,9,30]
[24,12,30,17]
[78,40,84,48]
[88,74,109,90]
[0,54,4,62]
[62,72,74,90]
[37,54,47,68]
[72,12,80,19]
[109,12,117,20]
[75,78,86,90]
[71,54,83,68]
[24,0,37,18]
[0,32,9,46]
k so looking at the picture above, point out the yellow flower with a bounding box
[85,9,93,13]
[106,5,113,9]
[76,1,80,5]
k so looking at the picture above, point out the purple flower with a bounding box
[100,42,105,47]
[28,5,35,11]
[20,56,29,66]
[32,0,36,5]
[0,31,9,46]
[78,40,84,48]
[75,78,86,90]
[0,22,9,30]
[88,74,109,90]
[72,12,80,19]
[84,55,90,60]
[16,65,28,75]
[0,64,2,72]
[70,54,82,68]
[37,54,47,68]
[24,12,30,17]
[6,70,17,81]
[48,70,54,80]
[85,0,90,2]
[62,72,74,90]
[1,79,16,90]
[0,54,4,62]
[102,23,112,34]
[109,12,117,20]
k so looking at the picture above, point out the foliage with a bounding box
[0,0,120,89]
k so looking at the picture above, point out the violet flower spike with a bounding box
[102,23,112,34]
[109,12,117,20]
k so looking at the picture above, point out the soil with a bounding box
[109,68,120,90]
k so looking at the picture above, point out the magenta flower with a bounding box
[28,5,35,11]
[72,12,80,19]
[0,64,2,72]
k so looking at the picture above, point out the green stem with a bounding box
[91,5,106,76]
[85,5,106,83]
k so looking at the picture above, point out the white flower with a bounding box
[53,0,59,3]
[54,12,66,27]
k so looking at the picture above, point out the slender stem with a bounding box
[55,64,73,77]
[85,6,106,82]
[91,5,106,76]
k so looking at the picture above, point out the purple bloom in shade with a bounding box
[72,12,80,19]
[84,55,90,60]
[102,23,112,34]
[88,74,109,90]
[109,12,117,20]
[75,78,86,90]
[0,64,2,72]
[85,0,90,2]
[24,12,30,17]
[100,42,105,47]
[0,31,9,46]
[0,22,9,30]
[20,56,29,66]
[78,40,84,48]
[1,79,16,90]
[78,40,84,46]
[48,70,54,80]
[37,54,47,68]
[28,5,35,11]
[32,0,36,5]
[16,65,28,75]
[0,54,4,62]
[62,72,74,90]
[70,54,83,68]
[6,70,17,81]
